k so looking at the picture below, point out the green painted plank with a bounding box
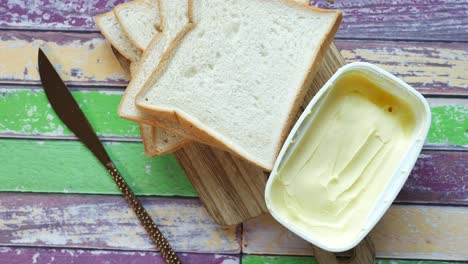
[428,104,468,146]
[0,89,139,138]
[241,255,456,264]
[0,89,466,147]
[0,139,197,197]
[242,256,317,264]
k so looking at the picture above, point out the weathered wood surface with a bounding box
[0,139,196,196]
[335,40,468,95]
[242,255,455,264]
[397,151,467,205]
[2,0,467,42]
[311,0,468,42]
[243,206,468,260]
[0,87,138,139]
[2,31,467,95]
[0,138,465,204]
[0,194,240,253]
[0,0,124,31]
[1,88,466,148]
[0,31,127,85]
[0,247,239,264]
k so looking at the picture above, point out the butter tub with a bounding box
[264,62,431,252]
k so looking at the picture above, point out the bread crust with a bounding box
[140,124,190,156]
[114,0,161,51]
[94,12,141,61]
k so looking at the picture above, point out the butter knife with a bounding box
[38,48,181,264]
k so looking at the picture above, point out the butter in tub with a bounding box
[265,62,431,252]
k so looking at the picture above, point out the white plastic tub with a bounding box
[264,62,431,252]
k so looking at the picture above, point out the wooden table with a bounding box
[0,0,466,263]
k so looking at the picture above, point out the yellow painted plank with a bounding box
[0,31,127,85]
[336,40,468,94]
[243,205,468,260]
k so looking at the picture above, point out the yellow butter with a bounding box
[269,72,417,248]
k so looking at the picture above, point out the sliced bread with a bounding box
[118,0,194,138]
[140,124,190,156]
[95,11,141,62]
[97,7,188,155]
[135,0,342,170]
[114,0,161,51]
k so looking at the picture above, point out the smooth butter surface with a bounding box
[269,73,416,248]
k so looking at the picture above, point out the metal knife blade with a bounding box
[37,48,181,264]
[37,48,110,165]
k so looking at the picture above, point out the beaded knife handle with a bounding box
[38,48,181,264]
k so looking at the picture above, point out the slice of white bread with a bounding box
[118,0,195,139]
[95,11,141,62]
[135,0,342,170]
[96,6,188,155]
[140,124,190,156]
[114,0,161,51]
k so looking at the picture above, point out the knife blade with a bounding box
[38,48,181,264]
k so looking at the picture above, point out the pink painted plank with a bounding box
[0,247,238,264]
[311,0,468,42]
[0,194,240,253]
[397,151,467,205]
[335,40,468,95]
[2,0,467,42]
[243,206,468,260]
[0,0,125,31]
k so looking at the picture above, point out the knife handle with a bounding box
[105,162,181,264]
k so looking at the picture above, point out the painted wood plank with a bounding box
[243,205,468,260]
[0,194,240,253]
[0,31,127,85]
[0,247,238,264]
[311,0,468,42]
[242,255,456,264]
[0,139,197,197]
[0,0,125,31]
[1,88,466,148]
[335,40,468,95]
[0,31,467,95]
[1,0,467,42]
[398,151,467,205]
[0,88,139,139]
[0,138,465,204]
[427,99,468,148]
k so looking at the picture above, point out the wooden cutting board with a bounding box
[174,42,346,226]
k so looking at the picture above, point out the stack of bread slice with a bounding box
[95,0,342,171]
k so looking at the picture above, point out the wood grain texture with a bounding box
[0,0,125,31]
[242,255,456,264]
[243,206,468,260]
[311,0,468,42]
[0,139,197,197]
[0,194,240,253]
[0,247,238,264]
[174,143,268,225]
[1,31,467,95]
[0,31,127,85]
[335,40,468,95]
